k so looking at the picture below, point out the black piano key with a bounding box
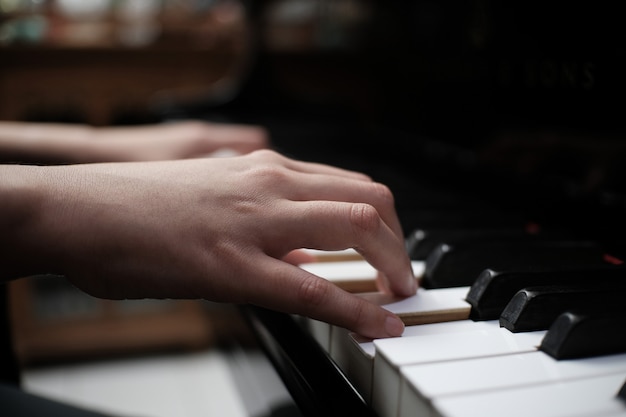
[467,266,626,320]
[422,240,610,288]
[540,310,626,359]
[499,285,626,332]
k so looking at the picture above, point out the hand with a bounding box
[89,121,269,161]
[8,150,415,339]
[0,120,268,164]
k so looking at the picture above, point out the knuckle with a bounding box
[248,164,289,184]
[297,276,330,307]
[371,182,395,205]
[349,203,381,235]
[250,148,280,161]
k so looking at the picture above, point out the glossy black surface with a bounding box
[540,311,626,359]
[499,285,626,332]
[467,266,626,320]
[241,306,377,417]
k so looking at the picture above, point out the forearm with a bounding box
[0,164,64,280]
[0,122,98,164]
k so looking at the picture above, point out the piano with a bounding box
[166,1,626,416]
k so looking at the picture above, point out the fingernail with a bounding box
[407,261,418,292]
[400,273,418,296]
[411,274,419,293]
[385,315,405,337]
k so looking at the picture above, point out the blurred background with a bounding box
[0,0,374,126]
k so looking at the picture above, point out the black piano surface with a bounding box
[170,0,626,241]
[165,1,626,416]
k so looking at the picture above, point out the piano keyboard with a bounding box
[299,257,425,294]
[242,136,626,417]
[295,246,626,417]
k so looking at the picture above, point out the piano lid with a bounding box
[354,0,626,236]
[182,1,626,238]
[358,1,626,138]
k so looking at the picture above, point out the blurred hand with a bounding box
[0,120,269,164]
[90,121,269,161]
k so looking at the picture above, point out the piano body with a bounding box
[176,1,626,416]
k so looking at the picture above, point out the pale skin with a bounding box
[0,122,416,339]
[0,120,269,163]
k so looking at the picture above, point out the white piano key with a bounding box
[358,286,471,325]
[596,412,626,417]
[330,329,377,402]
[333,320,501,406]
[300,260,378,292]
[433,373,626,417]
[300,260,425,293]
[398,351,626,417]
[300,248,363,262]
[399,319,501,338]
[375,325,544,368]
[372,326,545,417]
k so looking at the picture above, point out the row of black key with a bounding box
[404,224,626,360]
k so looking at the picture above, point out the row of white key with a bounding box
[300,250,426,294]
[365,303,625,417]
[401,352,626,417]
[373,322,545,417]
[297,253,626,417]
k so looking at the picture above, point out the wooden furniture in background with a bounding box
[0,44,240,126]
[9,275,252,366]
[0,0,250,125]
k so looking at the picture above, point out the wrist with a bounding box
[0,165,69,279]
